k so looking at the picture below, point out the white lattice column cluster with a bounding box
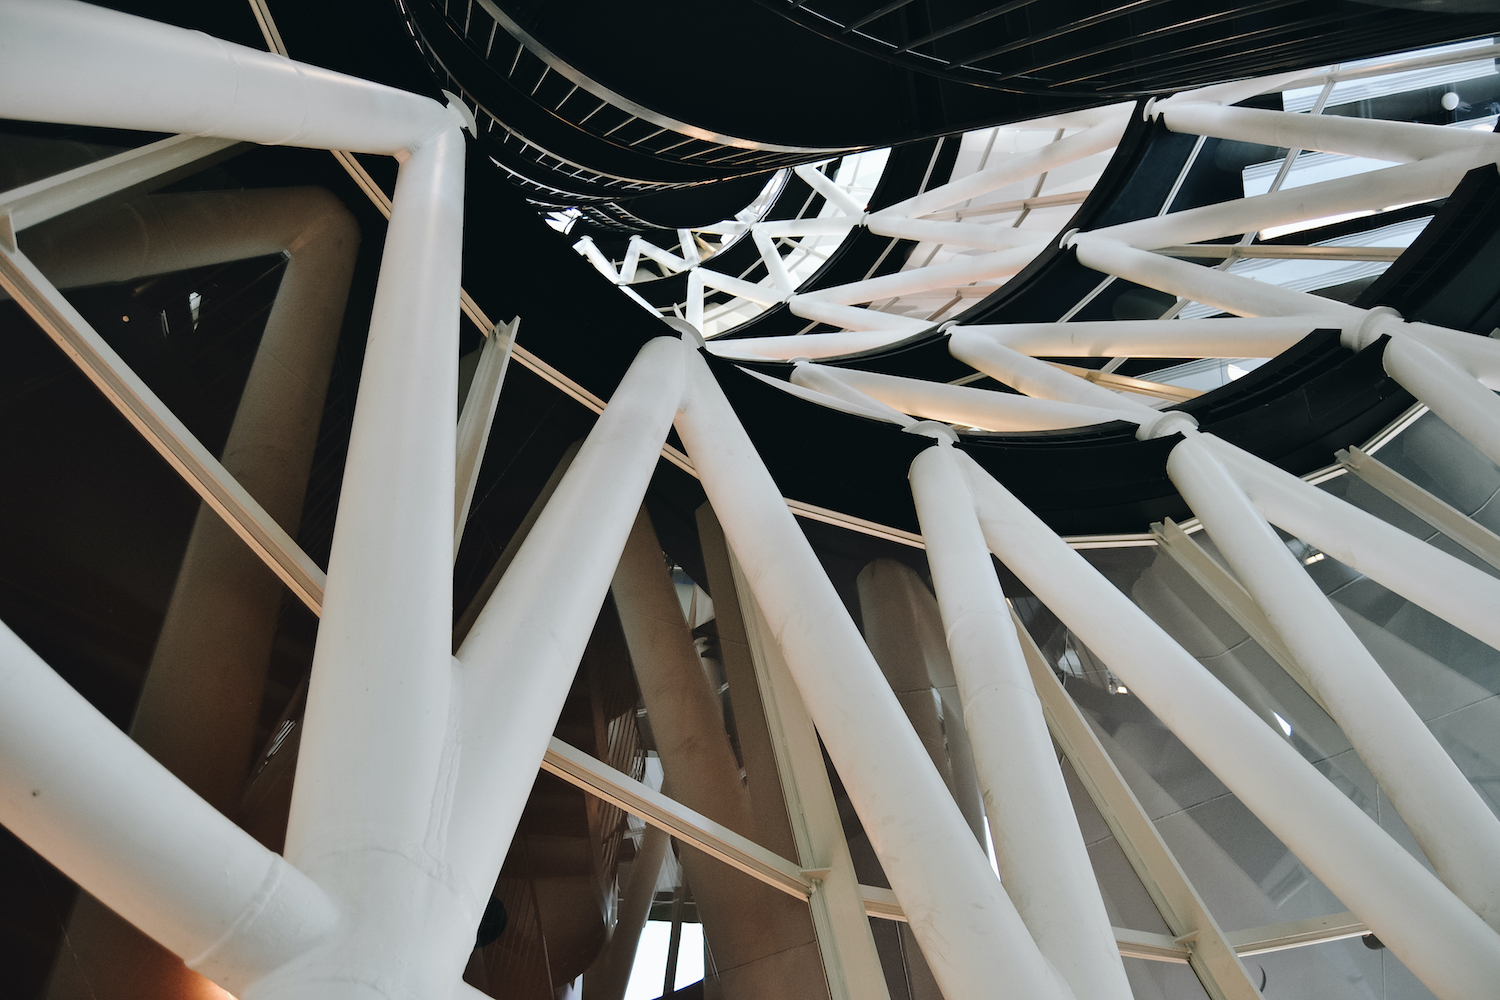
[0,4,691,999]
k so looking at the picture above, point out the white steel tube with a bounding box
[1071,236,1356,322]
[755,217,857,238]
[795,245,1036,306]
[706,328,914,360]
[753,228,796,297]
[1158,102,1497,164]
[1095,150,1487,250]
[910,442,1133,1000]
[575,235,621,282]
[687,268,705,332]
[1168,434,1500,931]
[1382,333,1500,468]
[801,363,1127,431]
[783,297,930,332]
[1199,434,1500,655]
[957,450,1500,1000]
[0,0,453,155]
[947,329,1163,423]
[274,126,471,1000]
[865,215,1049,251]
[673,344,1075,1000]
[1404,321,1500,388]
[447,336,686,912]
[0,621,338,995]
[790,363,916,425]
[701,266,783,305]
[884,119,1127,218]
[793,163,867,217]
[956,316,1322,358]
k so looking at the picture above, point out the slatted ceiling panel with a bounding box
[763,0,1499,100]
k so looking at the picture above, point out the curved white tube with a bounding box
[1383,334,1500,468]
[707,328,915,360]
[948,328,1161,421]
[801,363,1128,431]
[674,345,1076,1000]
[1169,434,1500,931]
[956,316,1321,358]
[449,335,687,912]
[0,621,338,995]
[0,0,454,154]
[1199,433,1500,654]
[1096,150,1485,251]
[1160,102,1498,164]
[1070,236,1356,322]
[911,443,1133,1000]
[958,450,1500,1000]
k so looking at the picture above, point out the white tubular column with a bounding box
[446,336,686,915]
[957,450,1500,1000]
[707,329,914,360]
[956,316,1321,358]
[1381,333,1500,468]
[784,297,930,332]
[882,118,1126,218]
[0,0,452,154]
[790,362,916,425]
[909,440,1132,1000]
[794,244,1036,307]
[1070,236,1356,322]
[1199,434,1500,654]
[800,362,1130,431]
[0,621,338,995]
[1168,434,1500,931]
[1402,321,1500,387]
[272,124,469,1000]
[1156,102,1496,164]
[1095,149,1488,250]
[865,215,1048,251]
[946,329,1195,441]
[793,163,867,217]
[674,344,1075,1000]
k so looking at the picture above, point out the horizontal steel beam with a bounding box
[1337,445,1500,572]
[0,133,242,237]
[541,737,815,899]
[864,887,1366,962]
[1227,910,1367,957]
[1157,244,1404,262]
[0,246,327,614]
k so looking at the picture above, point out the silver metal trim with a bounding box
[473,0,864,156]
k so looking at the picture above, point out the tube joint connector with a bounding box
[1342,306,1403,352]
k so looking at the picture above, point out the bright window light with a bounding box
[1273,713,1294,737]
[615,920,704,1000]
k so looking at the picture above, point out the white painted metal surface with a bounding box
[1169,433,1500,932]
[0,619,339,996]
[674,343,1076,1000]
[959,450,1500,1000]
[910,441,1132,1000]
